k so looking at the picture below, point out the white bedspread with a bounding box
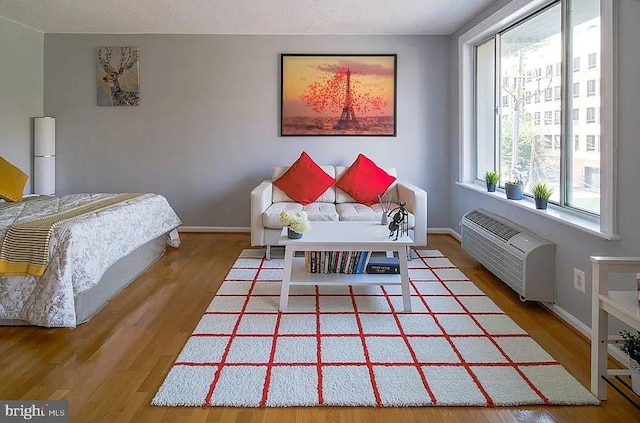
[0,193,182,327]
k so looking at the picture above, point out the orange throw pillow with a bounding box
[273,152,335,205]
[335,154,396,206]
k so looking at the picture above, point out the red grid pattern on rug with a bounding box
[153,249,598,408]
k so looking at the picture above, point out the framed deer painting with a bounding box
[96,46,140,106]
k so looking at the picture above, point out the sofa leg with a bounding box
[266,245,271,261]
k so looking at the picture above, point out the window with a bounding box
[546,64,553,76]
[544,111,553,125]
[502,95,510,107]
[573,56,581,72]
[471,0,605,219]
[587,79,596,96]
[544,87,553,101]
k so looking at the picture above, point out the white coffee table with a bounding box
[277,221,413,312]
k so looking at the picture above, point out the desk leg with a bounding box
[398,247,412,312]
[280,246,294,311]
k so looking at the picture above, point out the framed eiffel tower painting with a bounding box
[280,54,397,136]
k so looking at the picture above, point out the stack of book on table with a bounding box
[304,251,371,274]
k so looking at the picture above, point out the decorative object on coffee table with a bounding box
[533,182,553,210]
[505,180,524,200]
[484,170,499,192]
[279,210,310,239]
[378,193,393,225]
[387,202,409,240]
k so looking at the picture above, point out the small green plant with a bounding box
[505,179,523,186]
[533,182,553,200]
[484,170,499,185]
[620,330,640,363]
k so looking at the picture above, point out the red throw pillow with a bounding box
[335,154,396,206]
[273,152,335,205]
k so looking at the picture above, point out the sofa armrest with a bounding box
[250,180,273,246]
[397,181,427,246]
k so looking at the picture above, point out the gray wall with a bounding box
[0,16,43,192]
[43,35,450,228]
[449,0,640,330]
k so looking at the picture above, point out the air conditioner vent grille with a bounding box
[465,210,520,241]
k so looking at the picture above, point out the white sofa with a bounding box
[251,165,427,259]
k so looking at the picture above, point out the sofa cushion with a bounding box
[263,202,339,228]
[335,166,398,205]
[272,158,336,205]
[335,155,396,206]
[337,202,415,228]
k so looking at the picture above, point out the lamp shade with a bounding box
[34,156,55,195]
[34,117,56,195]
[34,117,55,156]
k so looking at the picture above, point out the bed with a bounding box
[0,193,182,327]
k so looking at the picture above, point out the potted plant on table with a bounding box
[484,170,499,192]
[533,182,553,210]
[504,180,524,200]
[620,330,640,395]
[279,210,311,239]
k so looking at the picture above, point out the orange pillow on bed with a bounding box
[0,156,28,202]
[335,154,396,206]
[273,152,335,205]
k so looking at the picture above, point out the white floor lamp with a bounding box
[34,117,56,195]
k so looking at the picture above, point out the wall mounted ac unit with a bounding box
[460,209,555,302]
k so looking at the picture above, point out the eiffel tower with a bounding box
[333,68,361,130]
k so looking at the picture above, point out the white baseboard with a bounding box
[428,227,461,241]
[178,226,250,233]
[541,302,628,366]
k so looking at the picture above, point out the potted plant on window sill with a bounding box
[620,330,640,395]
[484,170,499,192]
[533,182,553,210]
[504,180,524,200]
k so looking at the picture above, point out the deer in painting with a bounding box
[97,47,140,106]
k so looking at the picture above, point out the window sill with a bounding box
[456,182,620,240]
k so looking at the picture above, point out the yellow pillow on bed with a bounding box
[0,156,28,202]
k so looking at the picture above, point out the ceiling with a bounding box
[0,0,495,35]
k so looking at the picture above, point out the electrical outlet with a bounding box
[574,268,586,293]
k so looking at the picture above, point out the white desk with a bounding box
[278,222,413,312]
[590,256,640,400]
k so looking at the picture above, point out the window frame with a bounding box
[458,0,618,239]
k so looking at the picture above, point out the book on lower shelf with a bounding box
[366,257,400,274]
[304,251,372,274]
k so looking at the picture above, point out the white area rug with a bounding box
[152,249,599,407]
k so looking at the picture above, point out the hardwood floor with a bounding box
[0,233,638,422]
